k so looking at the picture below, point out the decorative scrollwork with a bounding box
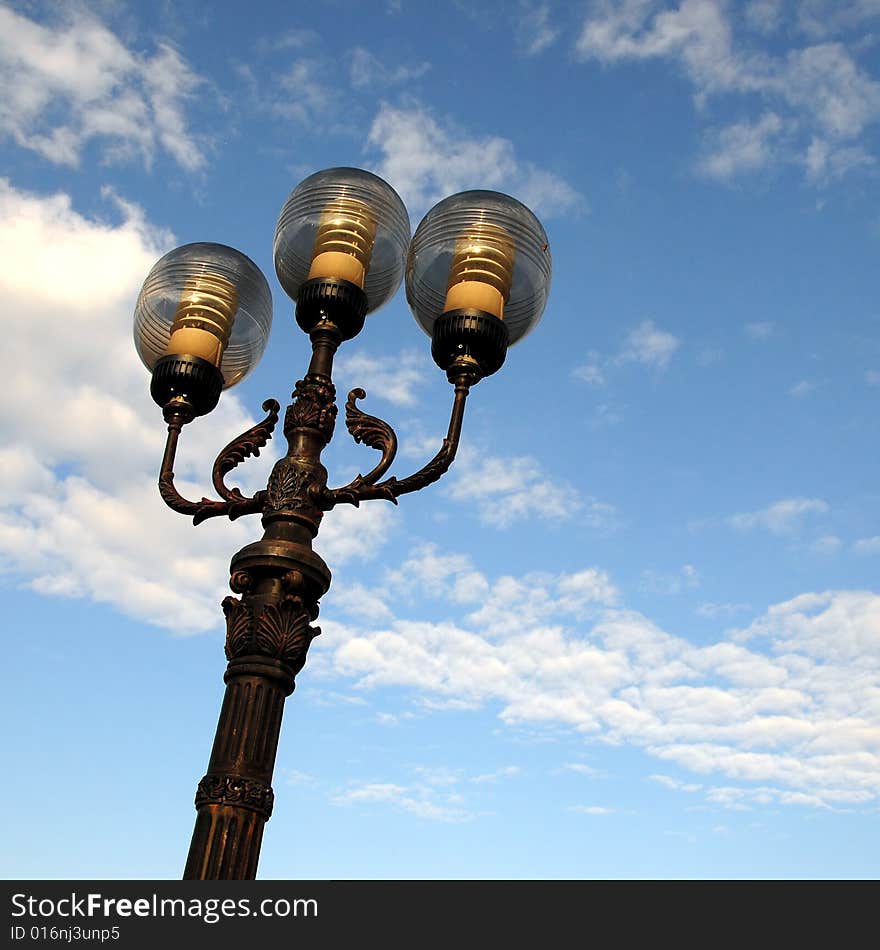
[195,773,274,819]
[285,376,337,442]
[212,399,280,503]
[332,388,399,498]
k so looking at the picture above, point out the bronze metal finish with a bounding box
[152,280,491,879]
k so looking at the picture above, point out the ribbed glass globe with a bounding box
[133,243,272,389]
[406,190,552,345]
[273,167,410,314]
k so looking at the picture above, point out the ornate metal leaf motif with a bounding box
[266,460,313,511]
[287,377,338,441]
[255,598,314,670]
[222,595,253,659]
[213,399,281,494]
[344,388,398,483]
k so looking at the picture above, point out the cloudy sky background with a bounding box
[1,0,879,878]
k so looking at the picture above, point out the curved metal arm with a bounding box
[324,374,472,508]
[158,399,280,525]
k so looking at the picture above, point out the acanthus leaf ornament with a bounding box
[223,592,320,673]
[265,458,314,512]
[212,399,281,502]
[222,595,254,661]
[285,377,337,443]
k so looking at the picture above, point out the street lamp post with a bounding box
[133,168,552,879]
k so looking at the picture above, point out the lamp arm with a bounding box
[324,371,473,507]
[157,399,280,525]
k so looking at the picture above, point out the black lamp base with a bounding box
[431,309,509,378]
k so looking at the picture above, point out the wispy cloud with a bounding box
[331,782,472,821]
[366,102,583,219]
[515,1,561,56]
[325,545,880,808]
[745,321,776,340]
[574,0,880,184]
[444,447,613,529]
[334,350,429,408]
[698,112,786,180]
[350,47,430,88]
[726,497,829,535]
[0,7,207,171]
[853,536,880,556]
[574,320,681,384]
[789,380,817,398]
[650,773,703,793]
[617,320,681,369]
[640,564,700,595]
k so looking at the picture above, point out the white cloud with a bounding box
[328,582,394,622]
[366,103,583,218]
[697,112,785,179]
[283,769,317,786]
[640,564,700,595]
[330,771,479,822]
[745,0,784,34]
[726,497,829,535]
[574,0,880,183]
[349,47,430,88]
[0,179,393,633]
[696,601,750,618]
[386,543,489,602]
[444,446,607,528]
[574,321,681,390]
[0,7,206,170]
[796,1,880,39]
[515,2,562,56]
[334,349,428,408]
[320,541,880,808]
[617,320,680,370]
[572,357,606,386]
[650,773,703,792]
[854,537,880,555]
[745,320,775,340]
[789,380,817,398]
[472,766,521,783]
[866,370,880,386]
[564,762,604,778]
[804,136,874,182]
[731,589,880,661]
[810,535,842,556]
[569,805,614,815]
[272,58,337,125]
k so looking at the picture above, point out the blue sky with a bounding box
[1,0,879,879]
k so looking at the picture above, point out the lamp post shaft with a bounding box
[183,654,292,879]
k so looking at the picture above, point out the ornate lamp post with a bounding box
[133,167,552,879]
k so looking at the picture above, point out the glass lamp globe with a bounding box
[273,167,410,315]
[406,190,551,376]
[134,242,273,390]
